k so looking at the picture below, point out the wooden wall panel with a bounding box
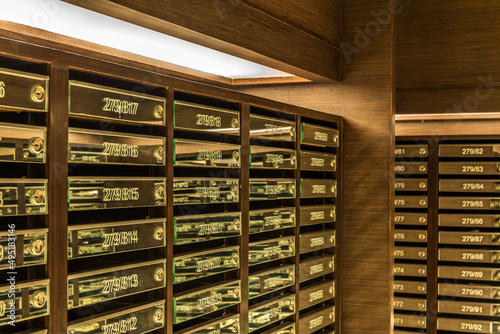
[397,0,500,114]
[62,0,341,82]
[244,0,341,46]
[240,1,395,333]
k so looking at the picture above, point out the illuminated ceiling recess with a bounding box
[0,0,294,81]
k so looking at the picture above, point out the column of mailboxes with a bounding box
[436,141,500,333]
[0,67,50,334]
[65,78,167,333]
[171,96,242,334]
[394,142,430,333]
[296,120,337,334]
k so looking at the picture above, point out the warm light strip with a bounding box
[396,113,500,121]
[0,0,294,79]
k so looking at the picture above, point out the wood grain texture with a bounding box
[240,2,395,333]
[244,0,341,46]
[61,0,341,82]
[396,119,500,137]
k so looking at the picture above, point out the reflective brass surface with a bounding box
[67,259,166,309]
[173,246,239,283]
[68,177,166,210]
[439,144,500,157]
[298,306,334,334]
[438,283,500,300]
[174,281,241,324]
[249,237,295,266]
[393,314,426,329]
[393,281,426,295]
[299,280,334,310]
[249,207,295,234]
[395,162,427,175]
[300,151,336,172]
[299,255,334,283]
[438,266,500,282]
[248,295,295,332]
[174,139,241,168]
[174,212,241,245]
[393,246,427,260]
[249,179,296,201]
[68,129,165,165]
[300,179,337,198]
[394,196,428,208]
[175,314,240,334]
[439,231,500,245]
[259,323,295,334]
[173,178,239,205]
[394,178,428,191]
[393,212,427,225]
[67,219,165,259]
[0,179,48,216]
[440,179,500,193]
[299,230,335,254]
[394,230,427,243]
[437,318,499,334]
[174,101,239,135]
[439,249,500,263]
[67,300,165,334]
[301,123,338,147]
[395,144,428,157]
[438,300,500,316]
[0,279,49,326]
[249,146,297,169]
[249,265,295,299]
[439,197,500,210]
[0,123,46,163]
[0,229,47,269]
[393,264,427,277]
[69,80,166,125]
[440,162,500,175]
[394,297,427,311]
[0,67,48,112]
[439,214,500,227]
[300,205,336,226]
[249,114,296,142]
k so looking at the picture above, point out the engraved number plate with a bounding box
[249,114,295,142]
[174,139,241,168]
[440,179,500,193]
[394,230,427,243]
[69,80,166,125]
[439,231,500,246]
[301,123,338,147]
[438,300,500,317]
[394,264,427,277]
[173,178,239,205]
[173,247,239,284]
[0,67,48,112]
[0,279,49,326]
[438,283,500,300]
[0,123,46,163]
[67,301,165,334]
[437,317,499,334]
[249,179,296,201]
[300,151,336,172]
[395,178,428,192]
[174,101,239,135]
[299,280,334,310]
[298,306,335,334]
[67,259,166,309]
[395,162,427,175]
[394,281,427,295]
[394,196,428,208]
[439,197,500,210]
[395,144,428,158]
[300,179,337,198]
[393,314,426,329]
[175,314,240,334]
[0,229,47,270]
[68,177,166,211]
[299,230,335,254]
[299,255,334,283]
[249,265,295,299]
[394,213,427,226]
[300,205,336,226]
[439,162,500,175]
[249,207,295,234]
[249,237,295,266]
[394,297,427,312]
[250,146,297,169]
[68,129,165,165]
[248,295,295,332]
[439,144,500,157]
[439,214,500,227]
[67,219,166,259]
[174,212,241,245]
[0,179,47,216]
[439,249,500,263]
[393,246,427,260]
[174,281,241,324]
[438,266,500,282]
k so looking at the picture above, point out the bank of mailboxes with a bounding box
[395,138,500,333]
[0,66,340,333]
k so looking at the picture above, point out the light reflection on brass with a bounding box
[29,189,45,205]
[30,85,45,103]
[29,137,44,154]
[154,105,164,119]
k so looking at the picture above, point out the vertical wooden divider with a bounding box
[294,115,302,318]
[239,103,250,333]
[47,62,69,333]
[336,118,344,334]
[166,88,175,334]
[427,137,440,334]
